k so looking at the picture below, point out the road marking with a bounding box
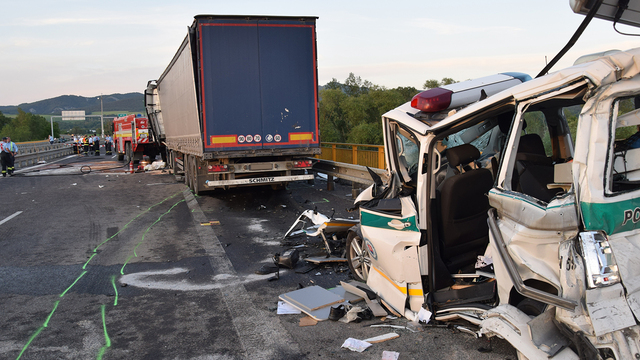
[0,211,22,226]
[119,267,279,291]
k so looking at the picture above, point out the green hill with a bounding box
[0,93,144,115]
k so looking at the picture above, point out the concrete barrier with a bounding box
[13,141,74,169]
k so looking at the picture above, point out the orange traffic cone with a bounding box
[128,161,133,173]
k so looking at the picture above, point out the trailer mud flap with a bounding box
[204,174,313,187]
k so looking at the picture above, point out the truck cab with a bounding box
[349,48,640,359]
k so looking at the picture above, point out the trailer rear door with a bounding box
[197,17,319,152]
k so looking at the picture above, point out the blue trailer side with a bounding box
[145,15,320,193]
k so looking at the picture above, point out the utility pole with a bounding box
[100,94,104,138]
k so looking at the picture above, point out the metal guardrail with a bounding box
[14,141,74,169]
[312,158,388,197]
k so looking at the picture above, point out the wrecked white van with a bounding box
[347,48,640,359]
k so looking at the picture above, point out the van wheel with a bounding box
[516,298,546,317]
[346,230,370,282]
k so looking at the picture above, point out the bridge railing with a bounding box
[13,141,74,169]
[316,142,385,169]
[313,142,388,196]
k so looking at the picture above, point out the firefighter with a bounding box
[105,135,113,155]
[83,135,90,155]
[1,137,18,176]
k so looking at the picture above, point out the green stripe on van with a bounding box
[581,198,640,235]
[360,210,419,232]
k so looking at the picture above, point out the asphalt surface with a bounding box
[0,153,518,360]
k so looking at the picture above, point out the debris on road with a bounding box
[299,316,318,327]
[279,285,347,321]
[362,333,399,344]
[381,350,400,360]
[277,301,301,315]
[341,338,372,353]
[200,220,220,226]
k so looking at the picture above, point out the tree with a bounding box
[318,75,419,145]
[0,111,10,132]
[0,108,52,142]
[423,77,458,89]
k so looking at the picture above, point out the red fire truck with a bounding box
[113,114,162,163]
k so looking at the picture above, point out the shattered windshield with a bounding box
[443,127,492,153]
[396,131,419,176]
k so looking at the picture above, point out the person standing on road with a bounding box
[88,135,94,156]
[83,135,90,155]
[93,135,100,156]
[2,137,18,176]
[105,135,113,155]
[48,135,54,144]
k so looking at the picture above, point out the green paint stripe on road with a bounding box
[96,305,111,360]
[91,190,183,254]
[120,198,186,274]
[60,271,87,297]
[110,275,118,306]
[83,253,97,269]
[15,300,60,360]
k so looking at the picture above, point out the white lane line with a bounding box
[0,211,23,226]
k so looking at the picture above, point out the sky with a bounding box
[1,0,639,106]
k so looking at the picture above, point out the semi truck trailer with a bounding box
[145,15,320,193]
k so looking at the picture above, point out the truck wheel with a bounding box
[184,155,190,186]
[346,229,370,282]
[190,155,200,195]
[124,143,132,164]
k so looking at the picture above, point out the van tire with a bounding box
[346,229,370,282]
[516,298,546,317]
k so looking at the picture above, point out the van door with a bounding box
[489,81,586,311]
[361,123,423,314]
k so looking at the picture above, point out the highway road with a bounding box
[0,154,517,360]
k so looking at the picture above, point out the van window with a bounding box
[523,111,552,156]
[609,96,640,193]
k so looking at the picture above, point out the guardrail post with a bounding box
[378,147,384,169]
[352,145,357,165]
[327,174,334,191]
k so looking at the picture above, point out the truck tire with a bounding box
[124,143,132,164]
[190,155,201,195]
[346,228,370,282]
[183,155,190,186]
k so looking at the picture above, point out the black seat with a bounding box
[512,134,560,202]
[438,144,493,273]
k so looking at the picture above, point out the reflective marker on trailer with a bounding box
[411,72,531,113]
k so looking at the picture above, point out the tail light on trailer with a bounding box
[293,160,312,168]
[208,164,228,172]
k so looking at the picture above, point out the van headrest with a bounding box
[518,134,546,156]
[447,144,480,167]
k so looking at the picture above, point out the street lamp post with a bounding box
[100,94,104,138]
